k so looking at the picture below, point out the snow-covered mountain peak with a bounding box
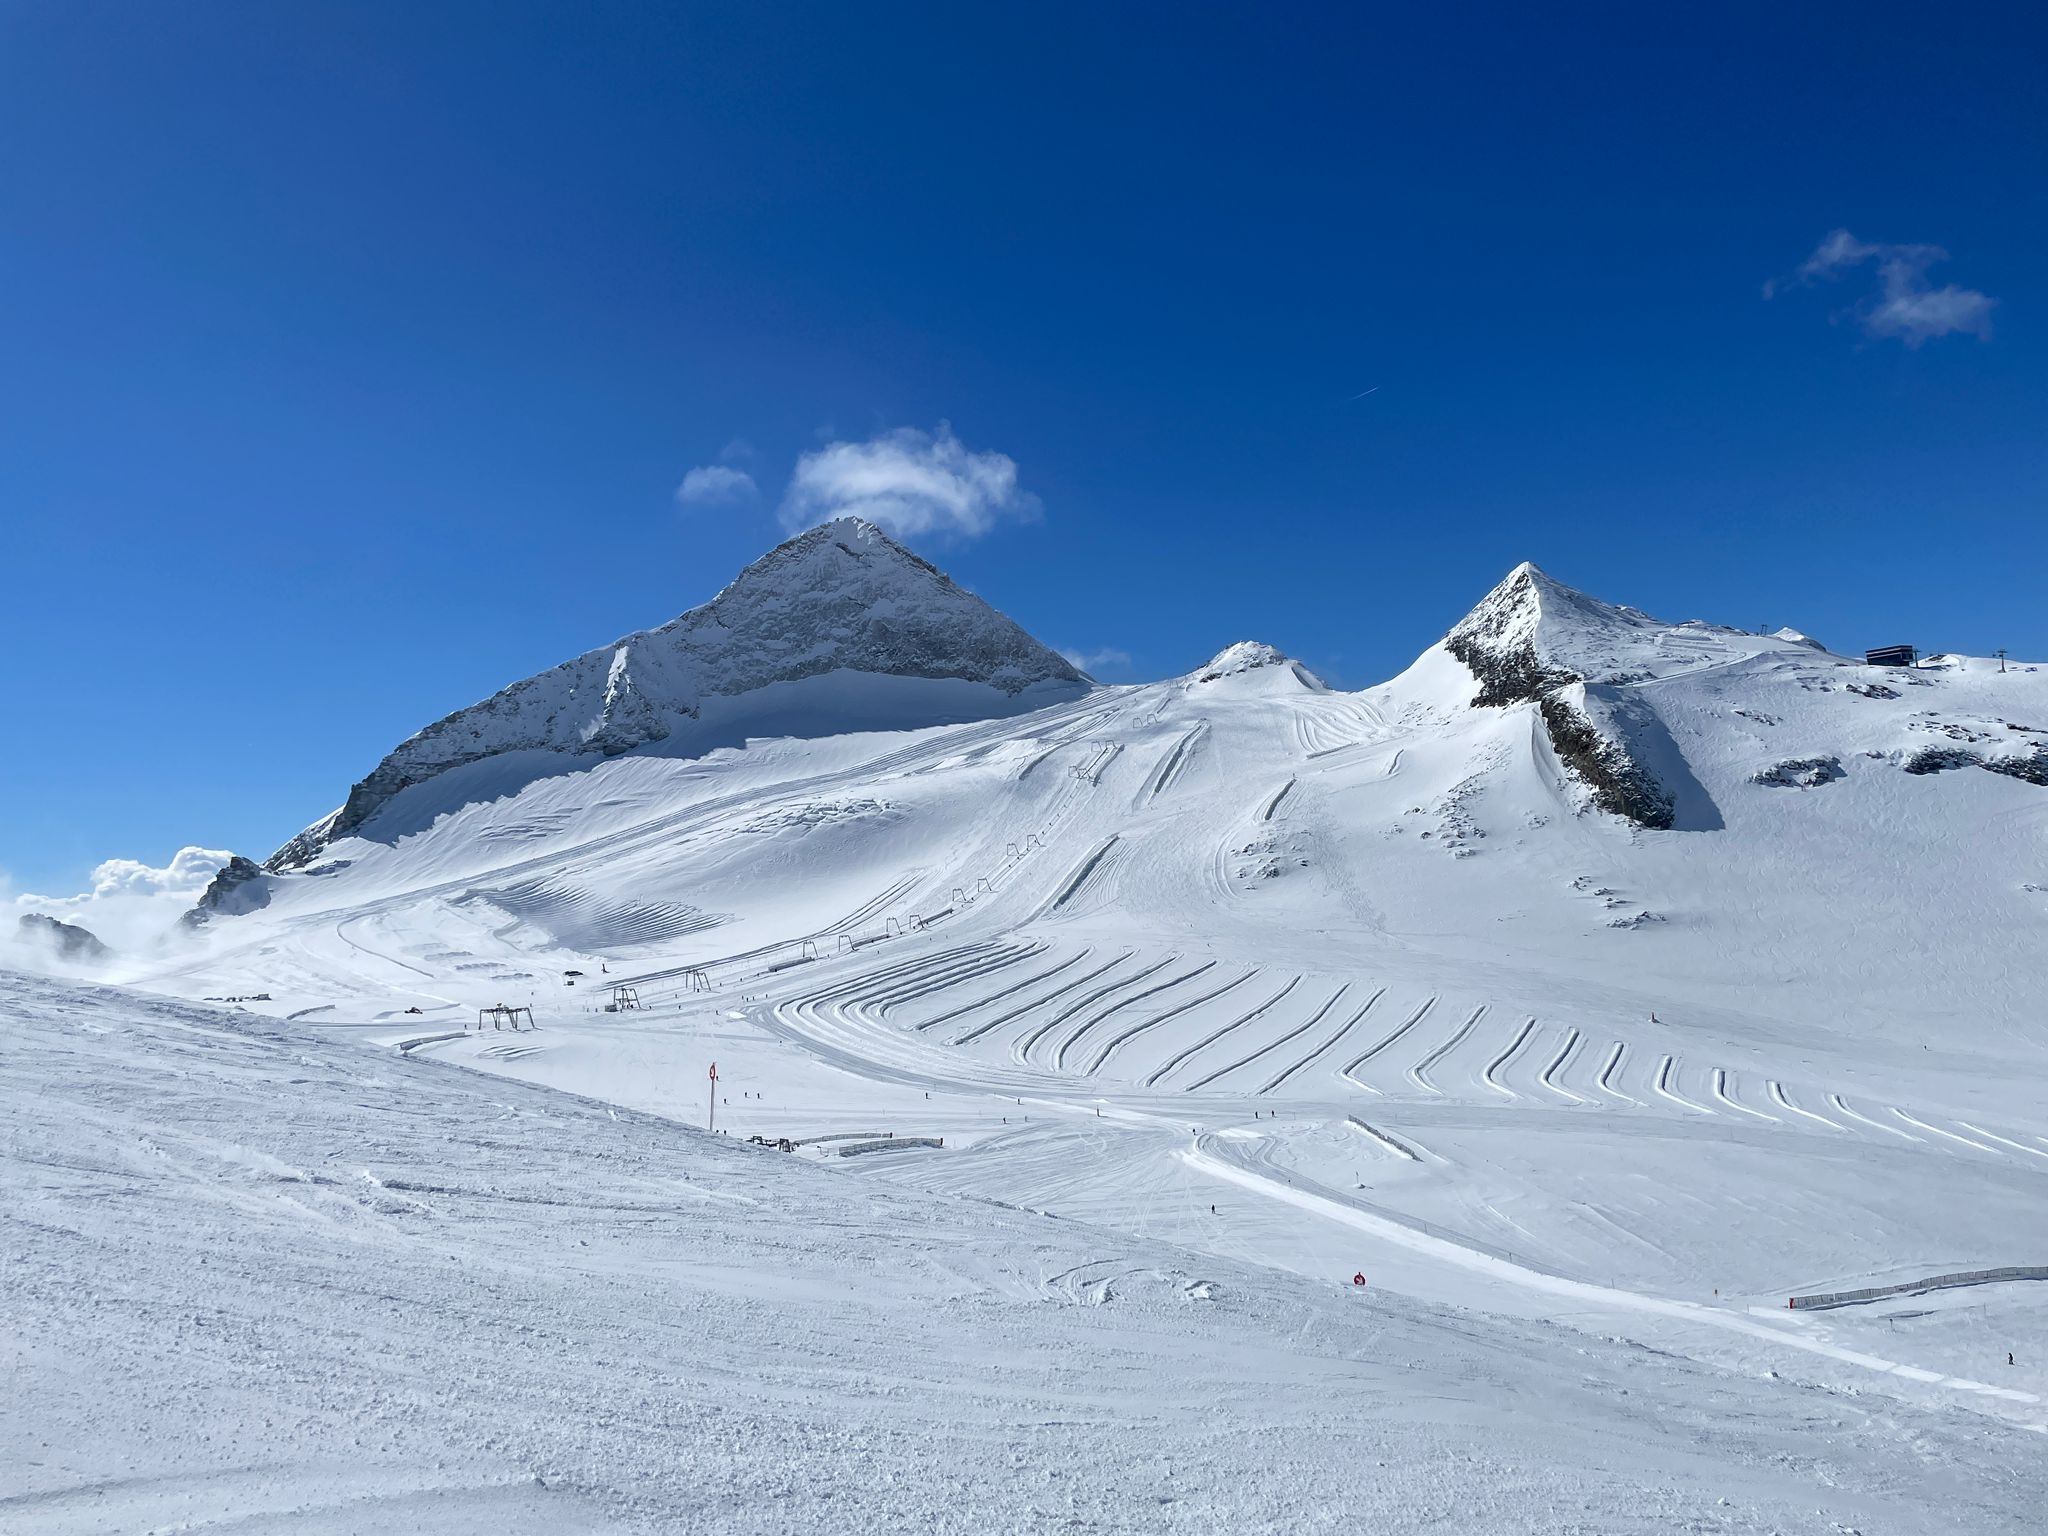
[1446,563,1660,693]
[1772,626,1826,650]
[1197,640,1287,676]
[269,520,1086,868]
[1432,564,1837,830]
[1442,562,1815,708]
[712,515,937,597]
[1189,641,1326,690]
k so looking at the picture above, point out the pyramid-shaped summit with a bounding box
[1445,562,1665,706]
[270,518,1086,868]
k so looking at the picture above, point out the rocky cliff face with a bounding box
[17,912,112,963]
[1444,563,1683,828]
[271,519,1087,868]
[183,856,273,926]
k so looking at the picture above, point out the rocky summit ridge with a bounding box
[270,518,1085,868]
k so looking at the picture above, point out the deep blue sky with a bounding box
[3,2,2042,892]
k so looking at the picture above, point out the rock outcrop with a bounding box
[17,913,112,963]
[182,856,273,926]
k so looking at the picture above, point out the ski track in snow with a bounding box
[1178,1139,2048,1422]
[1406,1006,1484,1097]
[1480,1016,1537,1099]
[1341,996,1437,1090]
[1538,1028,1591,1104]
[1185,981,1348,1093]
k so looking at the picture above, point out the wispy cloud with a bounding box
[1059,646,1133,680]
[1766,229,1996,347]
[675,464,760,508]
[779,424,1039,540]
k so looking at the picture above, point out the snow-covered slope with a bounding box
[58,551,2048,1528]
[271,518,1087,868]
[16,970,2044,1534]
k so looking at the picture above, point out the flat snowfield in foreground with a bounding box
[6,974,2044,1534]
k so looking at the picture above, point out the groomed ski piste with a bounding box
[14,536,2048,1530]
[16,972,2048,1536]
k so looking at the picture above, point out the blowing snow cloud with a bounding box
[6,844,232,960]
[779,424,1039,540]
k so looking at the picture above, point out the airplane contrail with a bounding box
[1348,386,1380,401]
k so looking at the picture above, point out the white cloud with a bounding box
[8,845,232,964]
[1059,646,1133,679]
[85,846,233,898]
[717,438,755,463]
[1864,279,1997,347]
[1766,229,1996,346]
[779,424,1040,540]
[675,464,760,508]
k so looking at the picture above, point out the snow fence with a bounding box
[1788,1266,2048,1310]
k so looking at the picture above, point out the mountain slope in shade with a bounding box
[271,518,1088,868]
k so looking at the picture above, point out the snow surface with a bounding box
[9,972,2047,1534]
[15,548,2048,1530]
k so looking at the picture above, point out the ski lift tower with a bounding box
[609,985,642,1011]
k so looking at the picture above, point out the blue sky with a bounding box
[2,2,2041,895]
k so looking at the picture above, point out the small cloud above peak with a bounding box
[1059,645,1133,680]
[1766,229,1996,347]
[676,464,759,509]
[779,424,1039,541]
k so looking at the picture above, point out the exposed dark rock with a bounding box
[1901,746,2048,785]
[1448,638,1579,710]
[1538,696,1675,829]
[17,913,111,962]
[182,855,273,927]
[1750,756,1845,789]
[1606,909,1666,929]
[1984,748,2048,786]
[1902,747,1981,775]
